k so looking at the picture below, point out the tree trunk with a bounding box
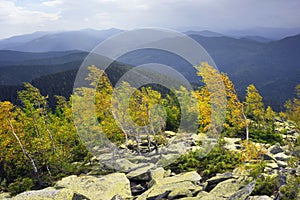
[242,108,249,140]
[8,119,39,182]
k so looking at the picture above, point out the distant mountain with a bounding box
[0,30,299,111]
[240,36,273,43]
[224,27,300,40]
[0,31,54,49]
[184,30,224,37]
[0,28,123,52]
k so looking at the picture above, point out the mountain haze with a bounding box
[0,29,299,110]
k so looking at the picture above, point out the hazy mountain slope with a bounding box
[0,32,299,110]
[0,28,123,52]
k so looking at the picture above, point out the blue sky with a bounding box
[0,0,300,39]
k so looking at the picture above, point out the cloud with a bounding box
[42,0,63,7]
[0,0,299,38]
[0,0,60,25]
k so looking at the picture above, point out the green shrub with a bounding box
[167,139,242,179]
[249,128,283,145]
[251,175,279,196]
[280,175,300,200]
[7,178,34,196]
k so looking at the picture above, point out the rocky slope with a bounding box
[1,122,299,200]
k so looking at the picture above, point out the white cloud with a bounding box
[0,0,299,38]
[42,0,63,7]
[0,0,60,25]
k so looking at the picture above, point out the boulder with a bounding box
[126,163,155,181]
[114,158,137,173]
[268,144,284,154]
[55,173,131,200]
[0,192,10,199]
[274,152,290,161]
[200,178,249,200]
[248,195,273,200]
[148,167,165,187]
[161,171,202,185]
[277,160,288,167]
[137,181,196,200]
[11,188,78,200]
[266,162,279,169]
[205,172,235,191]
[136,171,201,200]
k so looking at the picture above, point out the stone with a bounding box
[168,186,193,199]
[126,163,155,181]
[11,188,77,200]
[115,158,137,173]
[263,153,276,161]
[137,181,196,200]
[196,191,209,198]
[157,153,180,167]
[130,183,146,195]
[248,195,273,200]
[55,173,131,200]
[205,172,235,191]
[266,162,279,169]
[162,171,202,185]
[136,171,201,200]
[166,142,188,155]
[268,144,284,154]
[165,131,176,137]
[0,192,10,199]
[201,178,248,200]
[274,152,290,161]
[149,167,165,184]
[228,181,255,200]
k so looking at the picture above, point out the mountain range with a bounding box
[0,28,299,111]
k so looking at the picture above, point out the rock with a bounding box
[148,167,165,187]
[136,171,201,200]
[157,153,180,167]
[248,195,273,200]
[269,144,284,154]
[274,152,290,161]
[196,191,209,198]
[130,183,146,195]
[266,162,279,169]
[11,188,78,200]
[126,163,155,181]
[228,181,255,200]
[277,160,288,167]
[201,178,248,200]
[165,131,176,137]
[161,171,202,185]
[205,172,235,191]
[115,158,137,173]
[0,192,10,199]
[55,173,131,200]
[191,133,207,143]
[224,137,241,151]
[263,153,276,161]
[168,186,193,199]
[137,181,196,200]
[165,142,188,155]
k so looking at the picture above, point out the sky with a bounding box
[0,0,300,39]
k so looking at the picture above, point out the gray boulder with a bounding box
[269,144,284,154]
[55,173,131,200]
[10,188,79,200]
